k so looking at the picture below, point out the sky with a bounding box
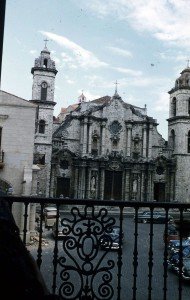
[2,0,190,140]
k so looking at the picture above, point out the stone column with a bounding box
[140,171,145,202]
[74,166,79,198]
[124,168,131,201]
[49,165,55,197]
[143,124,147,158]
[88,121,92,154]
[86,167,91,198]
[126,124,132,157]
[77,167,82,198]
[169,171,175,201]
[148,124,153,158]
[101,122,106,156]
[146,170,153,201]
[100,167,105,200]
[80,120,84,153]
[82,118,88,155]
[80,165,86,199]
[122,171,125,200]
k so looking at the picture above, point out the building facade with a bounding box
[49,65,190,203]
[51,90,176,202]
[0,90,38,236]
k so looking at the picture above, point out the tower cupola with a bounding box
[169,63,190,94]
[78,92,86,103]
[31,45,57,75]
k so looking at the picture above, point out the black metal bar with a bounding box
[163,208,169,300]
[148,207,154,300]
[52,203,60,294]
[23,202,29,245]
[132,206,139,300]
[117,205,124,300]
[178,208,183,300]
[5,195,190,210]
[0,0,6,87]
[36,202,44,269]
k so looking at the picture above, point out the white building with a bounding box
[0,90,38,237]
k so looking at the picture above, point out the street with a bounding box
[28,215,190,300]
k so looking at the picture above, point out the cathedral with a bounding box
[29,46,190,203]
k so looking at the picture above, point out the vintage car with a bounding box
[167,239,190,255]
[167,243,190,281]
[136,210,173,224]
[99,225,124,250]
[44,206,58,229]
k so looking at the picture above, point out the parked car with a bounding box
[167,244,190,281]
[44,206,58,229]
[167,239,190,255]
[52,220,67,239]
[99,225,124,250]
[136,210,173,224]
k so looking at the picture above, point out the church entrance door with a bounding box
[104,170,122,200]
[56,177,70,198]
[154,182,165,202]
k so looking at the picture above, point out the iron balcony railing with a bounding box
[1,196,190,300]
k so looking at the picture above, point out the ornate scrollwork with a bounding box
[58,206,116,299]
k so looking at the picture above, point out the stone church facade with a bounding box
[30,46,190,203]
[51,91,176,202]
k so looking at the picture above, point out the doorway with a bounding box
[104,170,122,200]
[56,177,70,198]
[154,182,165,202]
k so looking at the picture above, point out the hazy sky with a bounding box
[2,0,190,140]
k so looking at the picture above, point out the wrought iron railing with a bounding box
[1,196,190,300]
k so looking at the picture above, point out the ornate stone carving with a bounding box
[109,161,120,171]
[61,130,69,138]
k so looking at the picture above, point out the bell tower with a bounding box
[30,41,58,197]
[168,63,190,202]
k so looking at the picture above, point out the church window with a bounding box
[43,58,48,68]
[172,98,176,117]
[39,120,45,134]
[33,153,45,165]
[41,82,47,100]
[170,129,175,150]
[188,131,190,153]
